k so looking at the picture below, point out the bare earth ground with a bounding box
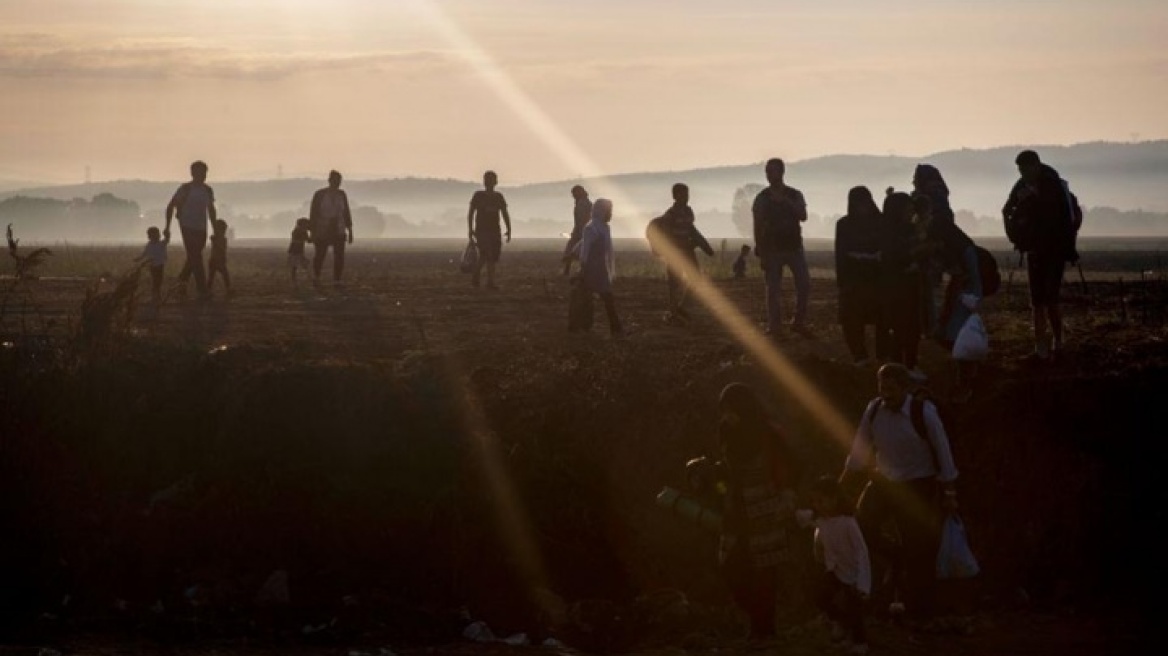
[1,242,1163,655]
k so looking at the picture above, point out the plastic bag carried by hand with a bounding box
[936,515,980,579]
[952,313,989,361]
[459,240,479,274]
[960,293,981,312]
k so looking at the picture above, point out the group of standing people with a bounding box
[833,165,986,399]
[145,150,1079,379]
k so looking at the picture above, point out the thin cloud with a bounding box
[0,34,456,81]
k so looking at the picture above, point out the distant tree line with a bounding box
[5,190,1168,241]
[0,193,141,240]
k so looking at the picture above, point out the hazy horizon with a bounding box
[2,0,1165,186]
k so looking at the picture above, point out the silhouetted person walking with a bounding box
[563,185,592,276]
[835,187,884,365]
[841,364,959,624]
[164,160,216,300]
[467,170,512,289]
[752,158,811,337]
[646,183,714,324]
[1002,150,1076,362]
[715,383,801,640]
[570,198,623,336]
[310,170,354,286]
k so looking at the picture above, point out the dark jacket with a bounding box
[834,212,882,291]
[1002,164,1075,261]
[309,187,354,237]
[752,186,808,255]
[928,219,975,271]
[649,204,714,258]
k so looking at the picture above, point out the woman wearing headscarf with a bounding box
[715,383,802,640]
[835,186,885,365]
[572,198,623,336]
[911,164,954,336]
[879,191,927,380]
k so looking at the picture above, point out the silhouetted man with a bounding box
[648,182,714,324]
[842,363,959,622]
[164,160,216,300]
[1002,150,1075,361]
[309,170,354,286]
[467,170,512,289]
[562,185,592,276]
[752,158,810,337]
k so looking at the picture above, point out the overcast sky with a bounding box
[1,0,1164,184]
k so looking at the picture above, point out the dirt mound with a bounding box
[1,332,1162,648]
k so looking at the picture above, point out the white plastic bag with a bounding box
[952,313,989,361]
[459,240,478,274]
[936,515,980,579]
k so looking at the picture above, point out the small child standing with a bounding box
[733,244,751,279]
[288,217,312,285]
[803,475,871,655]
[135,226,169,304]
[207,218,232,297]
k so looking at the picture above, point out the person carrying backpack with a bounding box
[839,363,959,625]
[1002,150,1077,362]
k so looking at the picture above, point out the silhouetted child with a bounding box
[733,244,751,279]
[800,475,870,655]
[134,226,169,304]
[288,217,312,285]
[207,218,232,296]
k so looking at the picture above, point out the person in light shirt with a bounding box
[803,475,871,656]
[134,226,169,305]
[841,363,959,622]
[164,160,216,300]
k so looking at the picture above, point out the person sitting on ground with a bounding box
[206,218,232,297]
[732,244,751,280]
[714,382,801,641]
[134,226,169,305]
[878,191,928,381]
[800,475,871,656]
[646,182,714,324]
[840,363,959,626]
[569,198,623,337]
[288,217,312,286]
[835,186,884,366]
[467,170,512,290]
[562,185,592,276]
[1002,150,1076,362]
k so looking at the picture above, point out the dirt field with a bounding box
[1,242,1163,655]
